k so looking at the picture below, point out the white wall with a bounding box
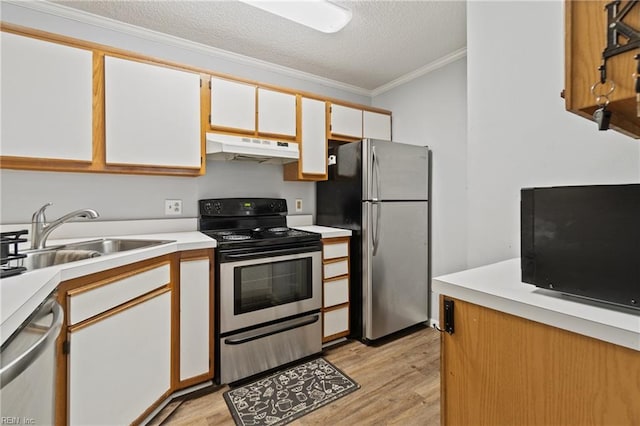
[466,0,640,269]
[373,57,468,320]
[0,2,364,224]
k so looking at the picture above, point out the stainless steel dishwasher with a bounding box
[0,292,63,424]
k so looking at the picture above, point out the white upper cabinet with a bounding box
[363,111,392,140]
[0,32,93,161]
[104,56,201,168]
[210,77,256,132]
[330,104,363,138]
[257,88,296,137]
[300,97,327,175]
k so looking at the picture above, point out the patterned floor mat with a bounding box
[223,358,360,426]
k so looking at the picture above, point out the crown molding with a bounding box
[371,48,468,97]
[5,1,467,100]
[4,0,372,97]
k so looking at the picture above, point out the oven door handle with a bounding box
[220,245,320,261]
[224,315,320,345]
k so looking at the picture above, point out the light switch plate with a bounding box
[165,199,182,215]
[295,199,303,212]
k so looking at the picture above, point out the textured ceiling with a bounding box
[50,0,467,92]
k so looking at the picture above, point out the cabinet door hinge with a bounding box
[209,80,212,90]
[63,340,71,355]
[208,114,211,123]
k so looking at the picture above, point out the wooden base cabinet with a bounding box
[440,296,640,426]
[321,237,350,343]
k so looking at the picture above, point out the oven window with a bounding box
[234,257,312,315]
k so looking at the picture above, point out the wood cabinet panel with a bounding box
[0,31,93,161]
[104,56,202,168]
[565,0,639,138]
[440,296,640,426]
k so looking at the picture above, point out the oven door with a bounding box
[218,244,322,334]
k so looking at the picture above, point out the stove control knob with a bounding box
[269,202,276,211]
[212,201,222,213]
[202,201,213,215]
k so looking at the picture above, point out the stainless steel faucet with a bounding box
[31,203,100,250]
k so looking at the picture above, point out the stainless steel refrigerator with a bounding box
[316,138,430,342]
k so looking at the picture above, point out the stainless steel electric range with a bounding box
[199,198,322,384]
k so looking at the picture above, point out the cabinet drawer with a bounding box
[323,242,349,260]
[324,277,349,307]
[323,306,349,338]
[324,259,348,279]
[68,262,170,325]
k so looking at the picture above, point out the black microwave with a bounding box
[521,183,640,310]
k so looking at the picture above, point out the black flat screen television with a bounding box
[521,183,640,310]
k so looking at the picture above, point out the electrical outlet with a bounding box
[165,199,182,215]
[295,199,303,212]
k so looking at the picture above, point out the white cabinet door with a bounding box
[210,77,256,132]
[179,258,211,381]
[330,104,362,138]
[363,111,392,140]
[258,88,296,137]
[300,97,327,175]
[104,56,201,168]
[68,291,171,425]
[0,32,93,161]
[323,306,349,338]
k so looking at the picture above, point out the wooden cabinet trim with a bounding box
[323,256,349,265]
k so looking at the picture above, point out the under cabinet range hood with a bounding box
[206,133,299,164]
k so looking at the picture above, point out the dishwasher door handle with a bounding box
[0,299,64,389]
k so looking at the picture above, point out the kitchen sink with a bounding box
[18,238,173,271]
[60,238,173,255]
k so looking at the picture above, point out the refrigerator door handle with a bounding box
[372,145,382,201]
[372,201,380,256]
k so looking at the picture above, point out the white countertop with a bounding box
[0,231,216,345]
[291,225,352,239]
[432,258,640,351]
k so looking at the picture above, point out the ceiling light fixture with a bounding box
[238,0,352,34]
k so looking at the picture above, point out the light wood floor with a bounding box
[152,326,441,426]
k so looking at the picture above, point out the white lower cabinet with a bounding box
[179,257,212,382]
[68,291,171,425]
[321,237,350,343]
[62,259,172,425]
